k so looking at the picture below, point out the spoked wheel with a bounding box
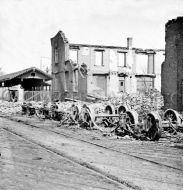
[71,105,81,122]
[35,108,45,119]
[118,105,128,114]
[28,106,36,117]
[126,110,138,125]
[163,109,181,134]
[146,112,162,141]
[78,105,94,128]
[21,103,28,115]
[104,104,115,115]
[80,109,93,128]
[164,109,181,125]
[104,104,119,126]
[125,110,139,133]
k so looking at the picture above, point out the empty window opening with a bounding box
[118,52,126,67]
[69,50,78,63]
[95,51,103,66]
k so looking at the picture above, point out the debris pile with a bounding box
[0,101,22,116]
[107,89,164,119]
[1,89,183,143]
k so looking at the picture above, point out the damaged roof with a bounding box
[69,43,164,54]
[70,43,128,50]
[52,30,165,53]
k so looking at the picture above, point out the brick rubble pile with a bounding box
[107,89,164,119]
[0,101,22,116]
[0,89,164,118]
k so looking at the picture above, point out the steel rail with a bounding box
[2,115,183,172]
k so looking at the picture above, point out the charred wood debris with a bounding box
[0,89,183,143]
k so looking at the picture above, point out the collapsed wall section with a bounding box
[162,17,183,111]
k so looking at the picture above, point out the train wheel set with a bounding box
[21,102,183,141]
[70,104,183,141]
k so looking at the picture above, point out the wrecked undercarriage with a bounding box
[19,99,183,143]
[0,90,182,143]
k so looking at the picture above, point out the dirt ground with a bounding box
[8,115,183,170]
[0,121,129,190]
[0,115,183,190]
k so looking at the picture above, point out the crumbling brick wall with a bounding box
[162,17,183,111]
[51,31,69,101]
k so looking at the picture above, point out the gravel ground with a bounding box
[0,123,129,190]
[0,116,183,190]
[8,115,183,170]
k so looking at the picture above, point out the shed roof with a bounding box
[0,67,52,83]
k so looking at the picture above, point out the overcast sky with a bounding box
[0,0,183,73]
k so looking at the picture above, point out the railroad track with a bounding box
[1,123,139,190]
[1,116,183,189]
[2,115,183,173]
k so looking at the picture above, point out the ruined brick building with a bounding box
[51,31,164,101]
[162,17,183,111]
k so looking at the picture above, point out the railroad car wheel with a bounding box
[71,105,81,122]
[104,104,119,126]
[85,105,96,121]
[118,105,128,114]
[35,108,45,119]
[126,110,138,125]
[21,103,28,115]
[28,106,36,116]
[82,109,93,128]
[164,109,181,125]
[105,104,115,115]
[146,112,162,141]
[124,110,139,133]
[78,105,94,128]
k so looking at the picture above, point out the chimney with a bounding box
[127,37,133,49]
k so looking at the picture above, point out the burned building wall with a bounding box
[51,31,69,100]
[162,17,183,111]
[83,47,109,97]
[51,30,161,101]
